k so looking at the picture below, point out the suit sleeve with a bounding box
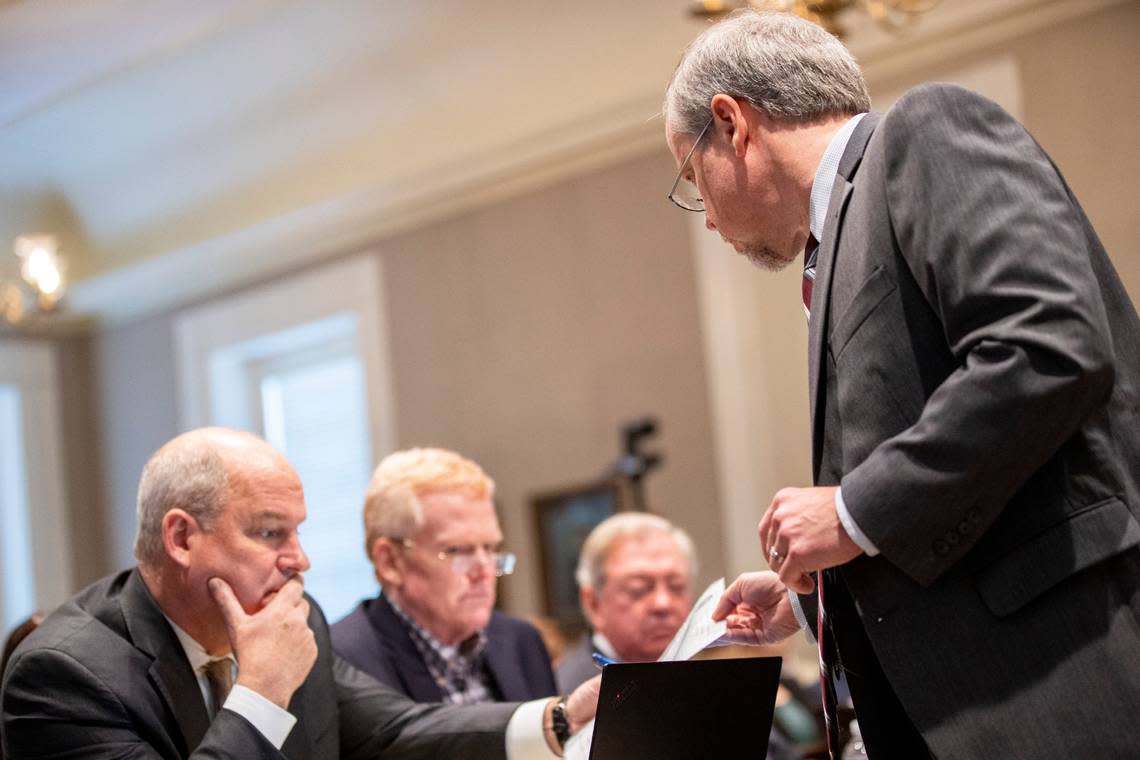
[333,655,517,760]
[1,647,279,760]
[519,621,558,698]
[841,84,1116,585]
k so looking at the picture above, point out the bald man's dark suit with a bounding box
[1,569,516,759]
[798,84,1140,758]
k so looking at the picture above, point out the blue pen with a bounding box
[591,652,617,669]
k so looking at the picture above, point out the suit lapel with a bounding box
[369,595,445,701]
[808,113,881,481]
[120,570,210,757]
[481,616,521,700]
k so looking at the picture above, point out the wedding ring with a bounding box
[769,547,782,564]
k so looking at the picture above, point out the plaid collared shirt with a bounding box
[386,595,494,705]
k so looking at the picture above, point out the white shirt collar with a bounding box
[809,112,867,243]
[590,632,619,661]
[164,614,233,674]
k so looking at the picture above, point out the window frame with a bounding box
[174,253,397,456]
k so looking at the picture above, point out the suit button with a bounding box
[958,520,971,535]
[946,531,960,546]
[967,509,981,524]
[933,539,949,555]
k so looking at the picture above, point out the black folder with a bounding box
[588,656,782,759]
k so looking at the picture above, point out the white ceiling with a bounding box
[0,0,1121,323]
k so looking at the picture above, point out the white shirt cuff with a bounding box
[787,590,816,645]
[506,698,560,760]
[222,684,297,750]
[835,486,880,556]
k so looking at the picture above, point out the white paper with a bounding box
[656,577,727,662]
[565,578,728,759]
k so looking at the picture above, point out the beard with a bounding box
[730,238,796,272]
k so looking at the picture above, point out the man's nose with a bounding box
[650,585,675,609]
[279,537,311,575]
[465,547,495,579]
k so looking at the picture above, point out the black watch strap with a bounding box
[551,696,572,750]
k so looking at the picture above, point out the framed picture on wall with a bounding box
[530,477,636,633]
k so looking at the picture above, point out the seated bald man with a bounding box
[332,448,556,705]
[0,428,596,759]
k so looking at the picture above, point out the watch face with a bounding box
[553,698,572,746]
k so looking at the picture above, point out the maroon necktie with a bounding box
[802,236,818,317]
[803,236,840,760]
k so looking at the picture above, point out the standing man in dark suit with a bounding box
[1,428,597,759]
[332,448,557,704]
[662,10,1140,759]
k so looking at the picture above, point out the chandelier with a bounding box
[688,1,941,37]
[1,235,67,329]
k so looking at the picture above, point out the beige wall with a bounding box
[1016,2,1139,285]
[92,310,182,573]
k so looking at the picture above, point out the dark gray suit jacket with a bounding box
[331,594,556,703]
[1,569,516,759]
[801,83,1140,757]
[554,635,600,695]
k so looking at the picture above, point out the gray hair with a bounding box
[575,512,698,591]
[134,434,230,567]
[664,10,870,137]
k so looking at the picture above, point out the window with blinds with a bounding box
[255,339,377,621]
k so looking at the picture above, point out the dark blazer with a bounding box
[331,594,556,703]
[799,83,1140,758]
[554,635,600,695]
[1,569,516,759]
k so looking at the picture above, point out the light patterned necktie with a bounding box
[803,236,841,760]
[203,658,234,718]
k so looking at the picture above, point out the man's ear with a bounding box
[162,509,198,569]
[370,538,404,588]
[580,585,604,632]
[710,93,755,158]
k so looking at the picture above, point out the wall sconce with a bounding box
[1,235,67,327]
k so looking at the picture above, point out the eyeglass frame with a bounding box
[667,117,714,212]
[393,537,517,577]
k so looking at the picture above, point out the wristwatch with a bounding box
[550,695,572,750]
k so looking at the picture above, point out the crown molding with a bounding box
[68,95,666,325]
